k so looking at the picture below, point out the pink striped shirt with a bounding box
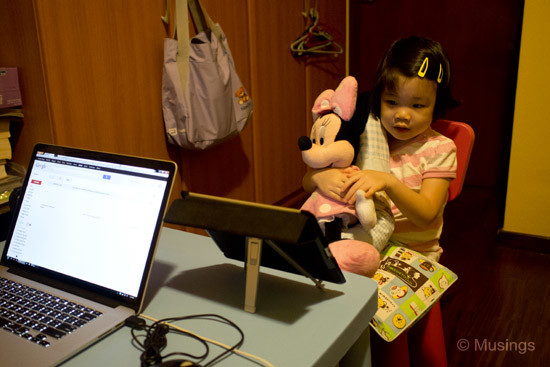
[388,127,457,259]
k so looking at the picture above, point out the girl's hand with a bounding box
[342,170,395,204]
[307,167,357,202]
[342,169,451,227]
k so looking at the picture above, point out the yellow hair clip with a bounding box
[418,57,429,78]
[437,64,443,83]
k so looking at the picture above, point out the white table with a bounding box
[62,227,378,366]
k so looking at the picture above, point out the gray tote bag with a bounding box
[162,0,253,150]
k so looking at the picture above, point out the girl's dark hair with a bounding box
[370,36,458,120]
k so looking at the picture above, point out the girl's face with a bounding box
[380,74,437,145]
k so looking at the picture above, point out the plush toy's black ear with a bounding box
[335,91,371,163]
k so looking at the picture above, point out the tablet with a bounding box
[164,191,345,284]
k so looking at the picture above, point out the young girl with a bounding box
[303,36,457,261]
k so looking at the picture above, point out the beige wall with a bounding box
[503,0,550,237]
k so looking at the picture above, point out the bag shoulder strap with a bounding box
[175,0,190,94]
[173,0,227,92]
[188,0,207,34]
[193,0,224,43]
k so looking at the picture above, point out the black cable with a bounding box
[127,314,245,367]
[129,318,209,367]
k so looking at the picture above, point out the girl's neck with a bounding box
[388,127,432,151]
[388,135,411,151]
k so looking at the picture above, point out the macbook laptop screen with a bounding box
[4,147,173,300]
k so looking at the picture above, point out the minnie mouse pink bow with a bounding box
[311,76,358,122]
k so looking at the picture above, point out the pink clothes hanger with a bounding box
[290,0,343,57]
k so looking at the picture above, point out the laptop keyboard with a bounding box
[0,276,103,347]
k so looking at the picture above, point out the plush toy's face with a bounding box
[299,113,355,169]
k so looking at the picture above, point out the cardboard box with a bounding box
[0,68,22,108]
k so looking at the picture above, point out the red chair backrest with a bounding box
[431,119,475,201]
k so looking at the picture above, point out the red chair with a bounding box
[372,120,475,367]
[432,120,475,201]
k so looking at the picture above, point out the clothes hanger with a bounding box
[290,0,343,57]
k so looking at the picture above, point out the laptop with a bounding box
[0,143,177,366]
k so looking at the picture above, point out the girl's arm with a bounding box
[302,167,357,201]
[341,170,450,227]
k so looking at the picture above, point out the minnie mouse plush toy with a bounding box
[299,76,394,277]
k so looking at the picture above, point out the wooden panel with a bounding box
[32,0,183,200]
[1,0,347,210]
[34,0,169,156]
[248,0,308,204]
[180,134,255,200]
[178,0,255,202]
[350,0,523,190]
[248,0,346,205]
[298,1,347,208]
[0,0,55,166]
[305,1,347,134]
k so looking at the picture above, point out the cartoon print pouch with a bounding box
[370,243,458,342]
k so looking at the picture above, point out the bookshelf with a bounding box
[0,67,24,237]
[0,107,24,214]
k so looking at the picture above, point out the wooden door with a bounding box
[350,0,524,194]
